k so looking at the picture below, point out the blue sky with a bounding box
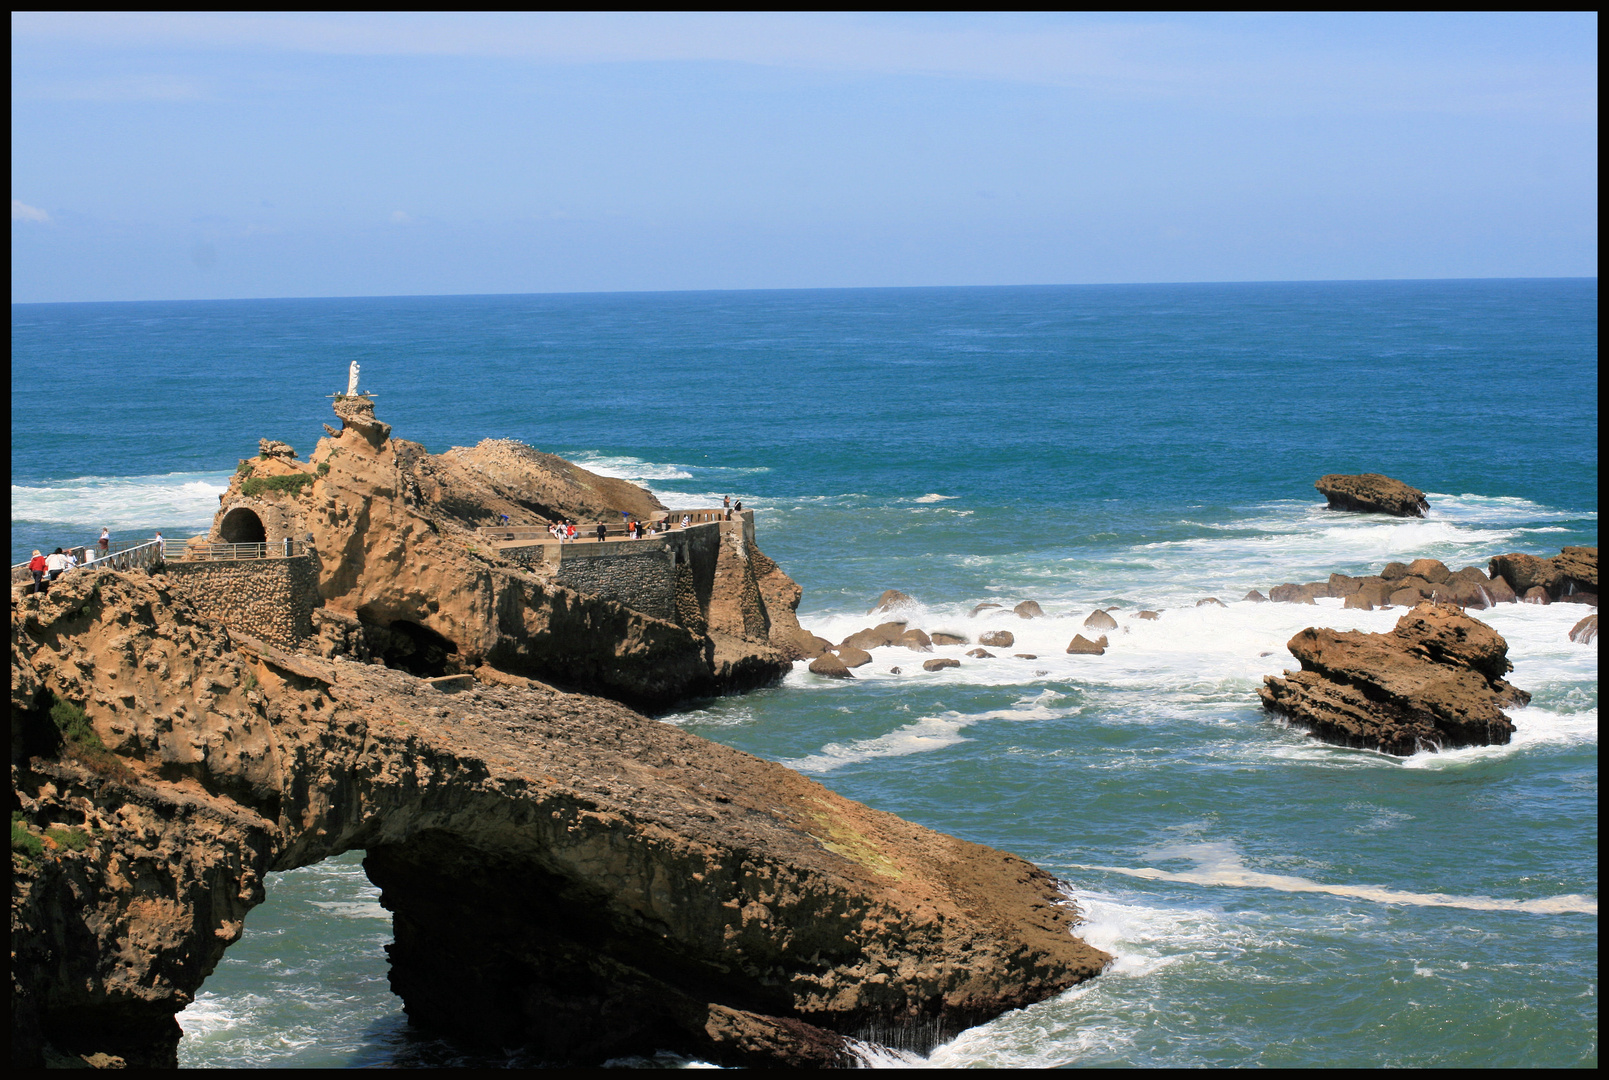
[10,12,1597,303]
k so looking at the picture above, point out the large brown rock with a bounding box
[1553,546,1598,595]
[1065,635,1105,655]
[1083,609,1118,630]
[1013,601,1044,619]
[1489,553,1562,598]
[835,646,873,668]
[1569,614,1598,645]
[1257,602,1530,755]
[922,658,960,672]
[930,633,968,646]
[897,628,933,652]
[978,630,1015,648]
[809,652,855,678]
[1406,559,1451,585]
[11,571,1108,1069]
[1315,474,1429,517]
[841,622,907,652]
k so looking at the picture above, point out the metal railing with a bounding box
[12,537,312,585]
[476,509,740,546]
[13,538,167,585]
[168,539,307,561]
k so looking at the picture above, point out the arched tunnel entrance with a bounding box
[173,850,419,1067]
[219,507,267,544]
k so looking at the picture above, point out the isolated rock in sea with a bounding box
[11,571,1109,1068]
[1013,601,1045,619]
[966,648,995,658]
[1258,602,1530,755]
[971,603,1003,616]
[1196,597,1226,608]
[930,633,968,646]
[835,646,873,668]
[1083,609,1118,630]
[1243,590,1268,603]
[1013,654,1038,660]
[923,658,960,672]
[1568,614,1598,645]
[1314,473,1429,517]
[870,589,915,614]
[809,652,855,678]
[1066,635,1105,655]
[1269,584,1316,605]
[978,630,1015,648]
[1135,610,1160,620]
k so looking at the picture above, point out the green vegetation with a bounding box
[50,696,131,780]
[240,473,316,498]
[236,460,255,476]
[11,812,44,866]
[316,461,331,476]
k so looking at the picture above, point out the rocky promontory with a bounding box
[12,568,1109,1068]
[1258,602,1530,755]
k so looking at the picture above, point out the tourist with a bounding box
[723,495,731,510]
[566,521,577,542]
[28,551,47,594]
[734,500,742,514]
[45,548,69,583]
[98,527,110,556]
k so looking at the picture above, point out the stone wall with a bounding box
[554,547,678,622]
[162,556,319,650]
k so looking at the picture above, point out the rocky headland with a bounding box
[10,399,1111,1068]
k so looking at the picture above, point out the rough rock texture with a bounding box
[1569,615,1598,645]
[1314,474,1429,517]
[978,631,1014,648]
[12,571,1109,1068]
[212,402,809,710]
[1257,603,1530,755]
[1490,547,1598,603]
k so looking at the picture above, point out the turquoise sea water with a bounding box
[10,281,1598,1067]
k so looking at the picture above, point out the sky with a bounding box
[9,12,1598,303]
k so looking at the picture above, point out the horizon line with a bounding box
[10,274,1600,308]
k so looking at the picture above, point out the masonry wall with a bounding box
[162,556,319,650]
[553,548,678,623]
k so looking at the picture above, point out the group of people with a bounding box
[25,547,80,594]
[535,502,749,545]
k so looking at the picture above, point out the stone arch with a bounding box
[219,507,268,544]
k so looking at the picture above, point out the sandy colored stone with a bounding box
[1315,473,1428,517]
[1013,601,1044,619]
[1083,609,1118,630]
[1066,635,1105,655]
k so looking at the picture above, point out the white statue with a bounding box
[346,361,360,397]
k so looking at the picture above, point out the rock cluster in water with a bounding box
[1252,548,1596,614]
[1257,602,1531,755]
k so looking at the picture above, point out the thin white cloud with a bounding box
[12,199,51,223]
[390,210,413,225]
[18,74,206,102]
[10,12,1595,117]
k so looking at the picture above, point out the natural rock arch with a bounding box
[219,506,267,544]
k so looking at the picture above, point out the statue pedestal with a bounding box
[332,395,391,448]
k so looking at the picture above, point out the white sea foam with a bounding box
[12,473,230,530]
[306,900,391,920]
[1076,841,1598,915]
[913,493,956,503]
[562,452,694,481]
[780,692,1070,773]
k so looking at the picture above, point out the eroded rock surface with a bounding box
[12,572,1109,1068]
[1314,473,1429,517]
[1258,603,1530,755]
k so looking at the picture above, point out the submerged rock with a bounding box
[1568,614,1598,645]
[922,657,960,672]
[971,603,1003,616]
[1315,473,1429,517]
[966,648,995,658]
[870,589,915,614]
[1257,602,1529,755]
[930,632,968,646]
[1243,590,1268,603]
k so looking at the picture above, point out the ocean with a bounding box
[10,280,1598,1067]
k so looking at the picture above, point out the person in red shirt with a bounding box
[27,550,47,594]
